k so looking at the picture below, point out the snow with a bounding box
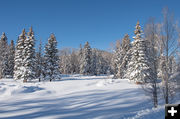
[0,75,173,119]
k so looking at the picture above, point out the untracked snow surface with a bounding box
[0,75,165,119]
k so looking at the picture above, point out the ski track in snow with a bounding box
[0,75,165,119]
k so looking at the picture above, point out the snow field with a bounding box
[0,75,165,119]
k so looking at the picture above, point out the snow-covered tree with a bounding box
[59,46,112,75]
[126,21,152,83]
[69,49,79,74]
[7,40,15,78]
[159,8,179,104]
[168,56,177,74]
[91,49,97,75]
[0,32,9,78]
[35,39,43,82]
[59,48,71,74]
[14,29,26,81]
[44,34,60,81]
[77,44,83,73]
[94,49,111,75]
[117,34,131,78]
[22,27,36,82]
[80,42,92,75]
[112,40,121,78]
[143,19,160,108]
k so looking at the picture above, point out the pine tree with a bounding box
[126,21,152,83]
[44,34,60,81]
[7,40,15,77]
[0,32,9,78]
[14,29,26,81]
[80,42,92,75]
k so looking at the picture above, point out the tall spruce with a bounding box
[14,29,26,81]
[44,34,60,81]
[126,21,152,83]
[91,49,97,75]
[78,44,83,73]
[0,32,8,78]
[35,39,43,82]
[117,34,131,78]
[112,40,121,78]
[7,40,15,77]
[80,42,92,75]
[23,27,36,82]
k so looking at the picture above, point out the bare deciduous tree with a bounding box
[143,18,160,108]
[160,7,179,104]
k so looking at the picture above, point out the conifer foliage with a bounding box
[35,39,43,82]
[112,40,121,78]
[14,28,36,82]
[126,21,152,83]
[0,33,9,78]
[80,42,92,75]
[44,34,60,81]
[23,27,36,82]
[117,34,131,78]
[14,29,26,81]
[7,40,15,77]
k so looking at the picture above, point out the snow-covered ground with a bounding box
[0,75,168,119]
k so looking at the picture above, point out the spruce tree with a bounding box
[0,32,9,78]
[112,40,121,78]
[44,34,60,81]
[78,44,83,74]
[80,42,92,75]
[23,27,36,82]
[7,40,15,77]
[126,21,152,83]
[35,39,43,82]
[117,34,131,78]
[14,29,26,81]
[91,49,97,75]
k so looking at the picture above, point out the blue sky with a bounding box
[0,0,179,51]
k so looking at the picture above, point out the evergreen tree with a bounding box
[35,39,43,82]
[117,34,131,78]
[59,48,71,74]
[44,34,60,81]
[80,42,92,75]
[69,49,79,74]
[95,49,108,75]
[91,49,97,75]
[14,29,26,81]
[112,40,121,78]
[7,40,15,77]
[0,32,9,78]
[23,27,36,82]
[78,44,83,74]
[126,21,152,83]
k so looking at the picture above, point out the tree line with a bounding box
[0,27,60,82]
